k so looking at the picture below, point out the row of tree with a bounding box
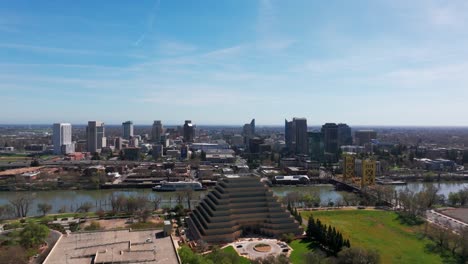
[424,223,468,263]
[307,215,350,255]
[0,189,198,220]
[447,188,468,207]
[287,203,303,225]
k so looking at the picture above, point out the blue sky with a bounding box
[1,0,468,126]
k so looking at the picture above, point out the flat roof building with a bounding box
[43,229,179,264]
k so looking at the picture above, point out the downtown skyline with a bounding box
[1,0,468,126]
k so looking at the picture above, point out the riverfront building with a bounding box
[187,176,303,243]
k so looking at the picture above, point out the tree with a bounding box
[460,227,468,263]
[173,204,185,216]
[0,204,15,220]
[178,245,207,264]
[151,196,162,211]
[91,152,101,160]
[336,247,380,264]
[19,221,49,248]
[307,216,316,238]
[448,192,460,206]
[30,159,40,167]
[57,205,67,214]
[9,194,32,218]
[37,203,52,216]
[137,209,152,223]
[279,233,295,243]
[182,189,194,211]
[304,250,328,264]
[76,202,93,213]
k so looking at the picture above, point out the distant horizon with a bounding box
[2,123,468,129]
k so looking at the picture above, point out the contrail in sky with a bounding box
[134,0,160,46]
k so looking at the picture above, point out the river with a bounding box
[0,182,466,216]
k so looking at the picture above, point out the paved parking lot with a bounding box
[440,208,468,224]
[426,210,468,232]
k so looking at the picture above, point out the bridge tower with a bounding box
[361,159,376,187]
[342,153,356,182]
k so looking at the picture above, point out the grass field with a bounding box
[289,239,316,264]
[221,246,251,264]
[300,210,444,264]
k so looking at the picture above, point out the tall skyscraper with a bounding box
[285,119,295,152]
[87,121,106,153]
[250,118,255,135]
[122,121,133,140]
[285,118,308,155]
[151,120,163,142]
[322,123,353,161]
[242,119,255,148]
[337,123,353,146]
[242,119,255,137]
[183,120,194,142]
[53,123,74,155]
[308,131,324,162]
[321,123,339,156]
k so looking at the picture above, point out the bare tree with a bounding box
[109,194,126,213]
[76,202,93,213]
[175,191,184,206]
[37,203,52,216]
[0,204,15,220]
[182,189,194,211]
[151,196,162,211]
[9,194,33,218]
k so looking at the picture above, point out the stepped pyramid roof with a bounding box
[187,175,303,243]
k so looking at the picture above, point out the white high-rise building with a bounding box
[53,123,74,155]
[87,121,106,153]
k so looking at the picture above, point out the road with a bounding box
[426,210,468,233]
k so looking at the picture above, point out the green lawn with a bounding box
[289,239,316,264]
[222,246,251,264]
[300,210,443,264]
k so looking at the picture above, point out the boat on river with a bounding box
[376,180,407,185]
[152,181,207,192]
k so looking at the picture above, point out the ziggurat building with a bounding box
[187,176,303,243]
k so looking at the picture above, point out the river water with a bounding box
[0,182,466,216]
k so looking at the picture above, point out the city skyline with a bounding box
[2,0,468,125]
